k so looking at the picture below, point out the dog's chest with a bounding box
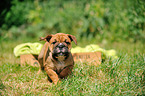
[55,61,66,71]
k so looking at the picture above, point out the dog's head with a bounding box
[40,33,77,60]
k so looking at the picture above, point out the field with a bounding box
[0,0,144,95]
[0,38,144,95]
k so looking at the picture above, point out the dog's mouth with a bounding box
[55,52,67,61]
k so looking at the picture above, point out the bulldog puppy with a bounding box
[38,33,77,84]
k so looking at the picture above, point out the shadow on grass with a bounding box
[0,79,5,95]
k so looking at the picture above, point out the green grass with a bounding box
[0,39,145,95]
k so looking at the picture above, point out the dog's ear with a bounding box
[68,35,77,45]
[40,35,52,42]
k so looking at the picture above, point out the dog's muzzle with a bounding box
[52,43,69,59]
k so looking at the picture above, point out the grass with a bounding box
[0,38,145,95]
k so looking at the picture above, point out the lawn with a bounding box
[0,39,144,95]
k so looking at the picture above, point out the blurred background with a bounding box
[0,0,144,44]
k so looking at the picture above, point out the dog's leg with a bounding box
[38,44,46,73]
[44,67,59,85]
[38,42,49,74]
[59,65,73,79]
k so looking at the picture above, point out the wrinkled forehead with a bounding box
[50,34,71,42]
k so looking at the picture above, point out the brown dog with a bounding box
[38,33,77,84]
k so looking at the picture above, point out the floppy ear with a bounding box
[68,35,77,45]
[40,35,52,42]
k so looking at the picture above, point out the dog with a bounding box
[38,33,77,84]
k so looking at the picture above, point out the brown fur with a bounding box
[38,33,77,84]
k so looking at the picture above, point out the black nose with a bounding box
[58,43,65,48]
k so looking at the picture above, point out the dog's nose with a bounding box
[58,43,65,48]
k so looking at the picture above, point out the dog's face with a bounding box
[40,33,77,60]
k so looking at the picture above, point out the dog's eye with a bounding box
[52,41,56,44]
[65,41,70,45]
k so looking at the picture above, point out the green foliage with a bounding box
[2,0,33,28]
[0,0,144,42]
[103,0,145,42]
